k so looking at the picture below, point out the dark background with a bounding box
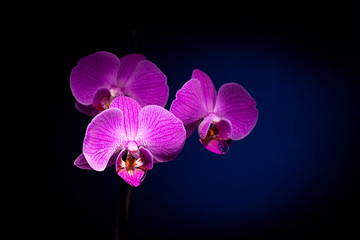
[34,1,359,239]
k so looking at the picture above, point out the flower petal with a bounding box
[75,102,98,116]
[136,105,186,163]
[110,96,142,140]
[70,51,120,105]
[138,147,154,171]
[83,108,125,171]
[199,138,232,155]
[198,116,232,140]
[117,53,146,85]
[170,79,208,138]
[214,83,258,140]
[74,154,93,170]
[191,69,217,111]
[74,152,118,170]
[117,168,146,187]
[92,88,111,112]
[214,118,233,140]
[198,116,213,140]
[124,60,169,107]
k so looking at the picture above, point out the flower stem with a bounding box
[114,180,134,240]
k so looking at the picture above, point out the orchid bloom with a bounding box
[170,69,258,155]
[75,96,186,187]
[70,51,168,116]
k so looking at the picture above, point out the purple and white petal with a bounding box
[110,96,142,140]
[191,69,217,111]
[170,79,208,138]
[74,151,118,170]
[136,105,186,163]
[83,108,125,171]
[214,83,258,140]
[124,60,169,107]
[70,51,120,105]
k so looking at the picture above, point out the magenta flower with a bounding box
[75,96,186,187]
[70,51,169,116]
[170,69,258,155]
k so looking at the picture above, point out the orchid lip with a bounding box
[200,122,232,155]
[117,149,147,187]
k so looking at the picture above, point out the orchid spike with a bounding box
[170,69,258,154]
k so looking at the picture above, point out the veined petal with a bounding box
[70,51,120,105]
[214,83,258,140]
[83,108,125,171]
[110,96,142,140]
[117,53,146,85]
[191,69,217,111]
[74,152,118,170]
[136,105,186,163]
[124,60,169,107]
[170,79,208,138]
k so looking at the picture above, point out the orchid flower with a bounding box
[70,51,169,116]
[75,96,186,187]
[170,69,258,155]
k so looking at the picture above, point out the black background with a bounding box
[30,1,359,239]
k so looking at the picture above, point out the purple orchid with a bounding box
[70,51,169,116]
[74,96,186,187]
[170,69,258,155]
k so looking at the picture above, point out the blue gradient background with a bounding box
[38,2,359,240]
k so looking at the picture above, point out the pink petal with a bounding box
[124,60,169,107]
[74,154,93,170]
[117,53,146,85]
[214,83,258,140]
[75,102,98,116]
[136,105,186,163]
[74,153,117,170]
[83,108,125,171]
[198,116,232,140]
[191,69,217,111]
[70,51,120,105]
[138,147,154,171]
[115,148,152,187]
[117,168,146,187]
[217,118,233,139]
[110,96,142,140]
[170,79,208,138]
[198,116,213,140]
[92,88,111,112]
[199,138,232,155]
